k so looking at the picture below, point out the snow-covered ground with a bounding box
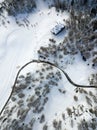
[0,0,4,3]
[0,2,69,111]
[0,0,97,130]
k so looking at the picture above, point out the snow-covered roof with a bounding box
[51,23,65,35]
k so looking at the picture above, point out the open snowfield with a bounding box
[0,0,97,130]
[0,1,69,111]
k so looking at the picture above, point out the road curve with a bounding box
[0,59,97,116]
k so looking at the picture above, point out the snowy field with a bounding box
[0,1,69,112]
[0,0,97,130]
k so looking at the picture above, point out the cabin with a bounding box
[51,23,65,35]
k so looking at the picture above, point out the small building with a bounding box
[51,23,65,35]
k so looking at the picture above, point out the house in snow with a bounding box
[51,23,65,35]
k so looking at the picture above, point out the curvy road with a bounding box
[0,59,97,116]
